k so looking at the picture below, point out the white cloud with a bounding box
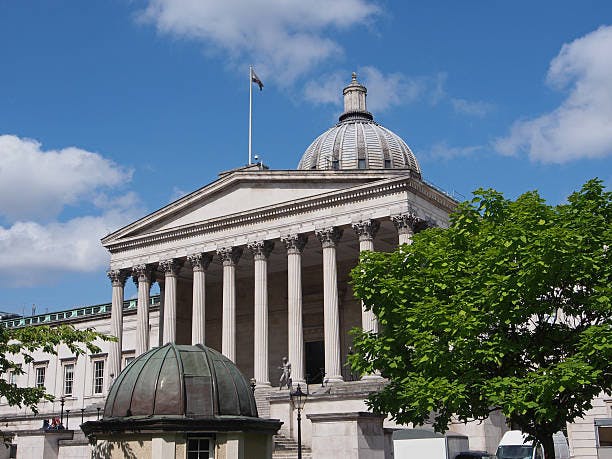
[0,209,140,287]
[0,135,142,286]
[424,141,482,160]
[451,98,494,117]
[495,25,612,163]
[430,72,447,106]
[304,66,425,113]
[359,66,424,113]
[138,0,379,85]
[0,135,132,222]
[304,71,346,106]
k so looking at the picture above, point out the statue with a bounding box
[278,356,292,390]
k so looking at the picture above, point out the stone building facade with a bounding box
[0,74,609,458]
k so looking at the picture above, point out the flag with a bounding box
[251,69,264,91]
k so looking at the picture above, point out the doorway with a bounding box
[305,340,325,384]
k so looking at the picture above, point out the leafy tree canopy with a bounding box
[0,324,111,413]
[350,179,611,458]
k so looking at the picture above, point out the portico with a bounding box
[103,169,454,389]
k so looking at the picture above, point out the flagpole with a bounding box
[248,65,253,166]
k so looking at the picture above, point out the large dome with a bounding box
[103,343,258,419]
[297,73,421,176]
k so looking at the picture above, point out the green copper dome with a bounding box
[104,343,258,419]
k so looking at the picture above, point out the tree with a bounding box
[0,323,110,413]
[350,179,611,459]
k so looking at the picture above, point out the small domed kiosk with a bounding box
[82,343,281,459]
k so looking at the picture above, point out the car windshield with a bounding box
[496,445,534,459]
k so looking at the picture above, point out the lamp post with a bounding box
[289,384,308,459]
[59,396,65,426]
[65,410,70,430]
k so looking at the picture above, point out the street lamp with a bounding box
[59,396,66,426]
[289,384,308,459]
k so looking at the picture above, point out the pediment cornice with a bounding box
[102,169,413,246]
[104,174,455,254]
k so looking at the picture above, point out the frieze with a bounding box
[106,176,455,254]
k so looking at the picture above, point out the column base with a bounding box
[255,382,271,388]
[291,379,306,387]
[325,375,344,384]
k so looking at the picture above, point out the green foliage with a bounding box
[350,179,611,454]
[0,324,111,413]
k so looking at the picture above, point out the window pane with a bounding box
[35,367,45,388]
[93,360,105,394]
[64,364,74,395]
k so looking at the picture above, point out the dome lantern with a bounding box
[297,73,421,176]
[340,72,373,122]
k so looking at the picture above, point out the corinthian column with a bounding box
[248,240,274,387]
[159,258,183,344]
[188,253,213,345]
[132,264,153,356]
[391,213,422,246]
[217,246,243,362]
[352,219,380,334]
[316,226,344,383]
[281,234,308,385]
[352,220,383,380]
[107,269,127,386]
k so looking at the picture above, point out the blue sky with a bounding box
[1,1,611,314]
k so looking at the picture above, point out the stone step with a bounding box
[273,434,312,459]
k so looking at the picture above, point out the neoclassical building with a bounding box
[1,74,609,459]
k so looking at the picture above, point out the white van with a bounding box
[496,430,570,459]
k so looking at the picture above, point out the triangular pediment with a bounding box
[102,169,406,246]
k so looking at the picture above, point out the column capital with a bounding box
[391,212,423,235]
[132,264,154,284]
[282,233,308,255]
[159,258,183,277]
[316,226,343,249]
[217,246,243,267]
[188,252,213,272]
[248,240,274,261]
[352,219,380,242]
[107,269,128,287]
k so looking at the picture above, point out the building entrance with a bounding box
[305,340,325,385]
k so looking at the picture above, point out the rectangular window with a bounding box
[123,356,135,368]
[8,371,16,385]
[63,364,74,396]
[187,438,212,459]
[35,366,46,389]
[93,360,104,394]
[384,159,392,168]
[358,158,366,169]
